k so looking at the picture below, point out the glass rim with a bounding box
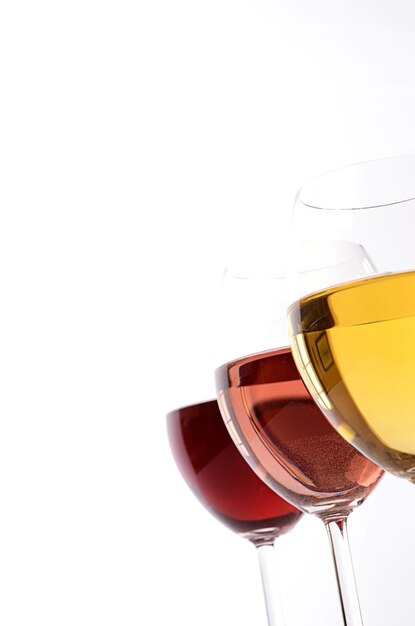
[214,346,290,378]
[166,398,217,418]
[298,154,415,211]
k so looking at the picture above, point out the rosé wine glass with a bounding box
[215,260,383,626]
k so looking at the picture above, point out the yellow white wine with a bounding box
[288,270,415,480]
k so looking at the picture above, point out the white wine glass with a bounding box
[286,155,415,481]
[286,155,415,623]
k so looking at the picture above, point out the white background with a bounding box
[1,0,415,624]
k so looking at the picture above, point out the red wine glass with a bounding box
[167,399,302,626]
[215,262,384,626]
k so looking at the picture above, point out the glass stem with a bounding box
[255,541,285,626]
[325,517,363,626]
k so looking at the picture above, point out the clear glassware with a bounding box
[167,399,302,626]
[215,261,384,626]
[286,155,415,482]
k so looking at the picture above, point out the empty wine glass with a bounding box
[215,258,383,626]
[167,400,302,626]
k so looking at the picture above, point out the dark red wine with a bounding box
[215,348,383,519]
[167,400,302,543]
